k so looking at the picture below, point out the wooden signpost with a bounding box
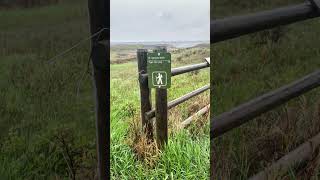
[148,47,171,147]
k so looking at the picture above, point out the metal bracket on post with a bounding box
[138,71,145,84]
[98,40,109,46]
[309,0,320,12]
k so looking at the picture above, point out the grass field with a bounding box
[0,1,100,179]
[212,0,320,179]
[110,46,210,179]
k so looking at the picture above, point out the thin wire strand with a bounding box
[76,27,108,97]
[47,27,109,64]
[76,49,93,98]
[43,27,108,97]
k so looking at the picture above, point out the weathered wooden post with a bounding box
[155,88,168,147]
[154,46,168,147]
[137,49,153,139]
[88,0,108,179]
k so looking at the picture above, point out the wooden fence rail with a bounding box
[211,1,320,43]
[140,62,209,82]
[138,47,210,147]
[211,1,320,178]
[146,84,210,120]
[211,70,320,139]
[250,131,320,179]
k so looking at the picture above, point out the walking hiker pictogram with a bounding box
[152,71,167,88]
[156,73,163,85]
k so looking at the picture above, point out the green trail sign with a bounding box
[147,52,171,89]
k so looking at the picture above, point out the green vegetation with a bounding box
[212,0,320,179]
[111,47,210,179]
[0,1,99,179]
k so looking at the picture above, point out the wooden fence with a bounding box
[211,1,320,179]
[137,47,210,147]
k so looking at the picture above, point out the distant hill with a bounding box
[111,41,209,49]
[193,43,210,48]
[110,42,209,64]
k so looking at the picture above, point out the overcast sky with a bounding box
[111,0,209,42]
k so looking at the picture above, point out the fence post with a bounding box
[154,46,168,147]
[137,49,153,139]
[88,0,108,179]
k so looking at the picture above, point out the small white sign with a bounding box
[205,57,210,64]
